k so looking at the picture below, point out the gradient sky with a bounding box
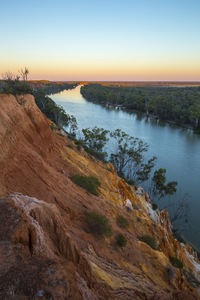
[1,0,200,81]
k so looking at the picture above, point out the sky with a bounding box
[1,0,200,81]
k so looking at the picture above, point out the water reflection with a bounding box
[51,85,86,103]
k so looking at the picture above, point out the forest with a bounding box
[81,84,200,133]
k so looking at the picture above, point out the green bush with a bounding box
[193,127,200,135]
[85,147,107,162]
[2,81,32,95]
[125,179,135,186]
[139,235,158,250]
[169,256,183,269]
[85,211,112,237]
[115,234,127,247]
[152,203,158,210]
[116,215,129,229]
[71,175,100,196]
[74,139,85,147]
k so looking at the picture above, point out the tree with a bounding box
[110,129,155,183]
[169,191,190,230]
[189,103,200,129]
[135,156,157,183]
[34,94,76,129]
[149,168,177,201]
[81,84,200,131]
[19,67,29,81]
[52,105,70,127]
[67,115,78,136]
[82,126,109,154]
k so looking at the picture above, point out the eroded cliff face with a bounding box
[0,94,200,299]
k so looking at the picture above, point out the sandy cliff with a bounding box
[0,93,200,299]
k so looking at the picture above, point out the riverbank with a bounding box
[114,106,195,131]
[80,83,200,134]
[81,80,200,87]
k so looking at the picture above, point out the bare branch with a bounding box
[18,67,29,81]
[2,71,15,81]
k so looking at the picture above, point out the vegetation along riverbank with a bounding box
[80,83,200,133]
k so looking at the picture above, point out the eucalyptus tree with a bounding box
[149,168,177,202]
[82,126,110,160]
[189,103,200,129]
[110,129,156,183]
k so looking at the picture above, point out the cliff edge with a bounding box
[0,94,200,299]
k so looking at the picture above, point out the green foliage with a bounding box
[68,115,78,136]
[193,127,200,134]
[70,175,101,196]
[2,80,32,94]
[169,256,183,269]
[189,103,200,129]
[1,69,32,94]
[85,148,107,161]
[81,84,200,131]
[85,211,112,237]
[150,168,177,201]
[110,129,156,183]
[82,126,109,160]
[152,203,158,210]
[74,139,85,151]
[139,235,158,250]
[1,71,78,133]
[116,214,129,229]
[74,139,85,147]
[115,234,127,247]
[35,93,78,131]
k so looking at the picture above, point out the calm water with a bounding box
[51,85,200,250]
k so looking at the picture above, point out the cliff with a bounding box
[0,93,200,299]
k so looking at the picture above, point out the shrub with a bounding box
[2,81,32,95]
[107,167,113,173]
[74,139,85,147]
[85,211,112,237]
[139,235,158,250]
[85,147,107,162]
[50,122,58,131]
[115,234,127,247]
[71,175,100,196]
[194,127,200,135]
[116,215,129,229]
[169,256,183,269]
[126,179,135,186]
[152,203,158,210]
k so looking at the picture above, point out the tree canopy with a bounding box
[81,84,200,132]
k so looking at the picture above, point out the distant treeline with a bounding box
[81,84,200,132]
[0,79,77,96]
[30,81,78,95]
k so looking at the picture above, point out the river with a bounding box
[51,85,200,251]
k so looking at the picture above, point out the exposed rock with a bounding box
[0,93,200,299]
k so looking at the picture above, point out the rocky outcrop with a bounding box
[0,93,200,299]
